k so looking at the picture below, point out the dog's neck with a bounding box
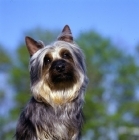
[27,96,83,140]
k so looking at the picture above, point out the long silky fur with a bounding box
[15,30,88,140]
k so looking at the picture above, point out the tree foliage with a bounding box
[0,28,139,140]
[77,32,139,140]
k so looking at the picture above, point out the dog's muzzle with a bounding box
[49,59,76,86]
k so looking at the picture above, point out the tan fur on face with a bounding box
[31,75,83,107]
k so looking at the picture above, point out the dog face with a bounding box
[42,46,78,90]
[25,25,87,106]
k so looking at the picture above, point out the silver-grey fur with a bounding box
[15,25,88,140]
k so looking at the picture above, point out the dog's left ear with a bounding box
[57,25,73,43]
[25,36,44,56]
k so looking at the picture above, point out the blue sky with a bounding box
[0,0,139,53]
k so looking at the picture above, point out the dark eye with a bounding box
[63,53,68,58]
[63,52,71,59]
[44,56,51,65]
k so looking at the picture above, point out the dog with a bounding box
[15,25,88,140]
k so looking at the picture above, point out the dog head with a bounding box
[25,25,87,106]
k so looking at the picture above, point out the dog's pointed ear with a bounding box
[57,25,73,43]
[25,36,44,56]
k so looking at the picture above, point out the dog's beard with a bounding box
[31,74,82,107]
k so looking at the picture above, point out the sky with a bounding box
[0,0,139,53]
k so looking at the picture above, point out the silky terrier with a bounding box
[15,25,88,140]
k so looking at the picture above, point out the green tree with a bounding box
[0,46,13,140]
[0,28,139,140]
[76,32,139,139]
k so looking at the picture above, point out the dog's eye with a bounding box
[63,52,71,59]
[44,56,51,65]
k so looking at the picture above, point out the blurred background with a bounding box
[0,0,139,140]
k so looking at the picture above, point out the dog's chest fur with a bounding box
[21,97,83,140]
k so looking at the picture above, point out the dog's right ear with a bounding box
[25,36,44,56]
[57,25,73,43]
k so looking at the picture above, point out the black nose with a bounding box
[55,60,66,73]
[56,64,65,72]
